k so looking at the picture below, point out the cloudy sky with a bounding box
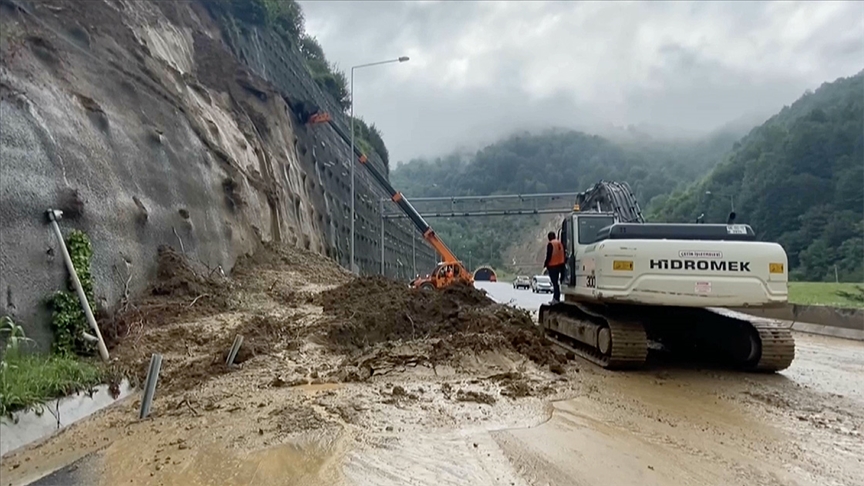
[298,1,864,164]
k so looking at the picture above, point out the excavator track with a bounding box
[748,319,796,372]
[650,307,797,372]
[539,302,795,372]
[539,303,648,369]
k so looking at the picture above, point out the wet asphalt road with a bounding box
[475,281,553,310]
[475,280,864,404]
[475,280,864,486]
[16,281,864,486]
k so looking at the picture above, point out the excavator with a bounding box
[539,180,796,372]
[292,101,472,290]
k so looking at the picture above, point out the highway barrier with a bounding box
[1,380,134,457]
[731,304,864,341]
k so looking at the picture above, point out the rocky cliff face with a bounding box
[0,0,435,348]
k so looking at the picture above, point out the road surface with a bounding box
[9,281,864,486]
[475,280,864,403]
[472,281,864,486]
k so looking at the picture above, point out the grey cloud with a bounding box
[298,0,864,163]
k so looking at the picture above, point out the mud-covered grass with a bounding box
[0,351,103,416]
[789,282,864,308]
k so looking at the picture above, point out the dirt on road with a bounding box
[2,244,863,486]
[2,243,573,486]
[319,276,566,368]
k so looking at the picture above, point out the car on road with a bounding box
[531,275,553,293]
[513,275,530,290]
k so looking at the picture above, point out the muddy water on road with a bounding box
[341,351,863,486]
[337,281,864,486]
[781,332,864,402]
[7,282,862,486]
[493,372,834,486]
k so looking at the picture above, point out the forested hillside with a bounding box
[392,71,862,280]
[391,128,742,269]
[652,71,863,282]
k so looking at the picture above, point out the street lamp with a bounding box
[350,56,410,274]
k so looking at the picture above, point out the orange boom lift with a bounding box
[296,102,472,290]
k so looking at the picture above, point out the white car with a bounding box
[531,275,553,293]
[513,275,530,290]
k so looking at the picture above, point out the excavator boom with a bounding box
[574,180,644,223]
[294,101,469,286]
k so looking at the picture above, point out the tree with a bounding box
[652,70,864,281]
[391,126,740,272]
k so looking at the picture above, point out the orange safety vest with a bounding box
[548,239,566,267]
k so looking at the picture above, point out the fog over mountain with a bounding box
[300,0,864,163]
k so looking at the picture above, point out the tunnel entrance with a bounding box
[473,266,497,281]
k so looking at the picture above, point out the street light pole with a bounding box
[350,56,410,274]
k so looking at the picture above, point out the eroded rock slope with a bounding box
[0,0,434,346]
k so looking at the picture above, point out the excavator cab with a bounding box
[538,180,795,372]
[559,212,617,290]
[411,261,472,290]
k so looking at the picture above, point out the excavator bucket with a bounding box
[308,112,331,124]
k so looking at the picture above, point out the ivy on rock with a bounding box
[49,230,96,357]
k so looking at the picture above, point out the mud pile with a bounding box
[233,241,352,286]
[98,242,346,391]
[100,245,232,348]
[149,245,231,299]
[320,276,565,367]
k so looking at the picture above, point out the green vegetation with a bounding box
[202,0,391,170]
[203,0,348,109]
[297,33,351,111]
[493,269,519,283]
[789,282,864,308]
[652,71,863,282]
[49,230,96,357]
[391,129,740,269]
[1,230,106,415]
[353,117,390,171]
[393,72,863,279]
[203,0,304,43]
[0,317,103,416]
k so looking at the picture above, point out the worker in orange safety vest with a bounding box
[543,231,566,303]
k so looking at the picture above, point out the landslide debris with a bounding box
[233,241,351,286]
[98,242,348,393]
[100,245,233,349]
[319,276,565,367]
[97,243,563,402]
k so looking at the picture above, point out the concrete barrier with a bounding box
[730,304,864,341]
[0,380,134,457]
[789,322,864,341]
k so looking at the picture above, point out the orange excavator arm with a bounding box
[387,192,457,264]
[300,105,471,283]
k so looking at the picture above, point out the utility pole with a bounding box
[380,199,385,276]
[349,56,410,274]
